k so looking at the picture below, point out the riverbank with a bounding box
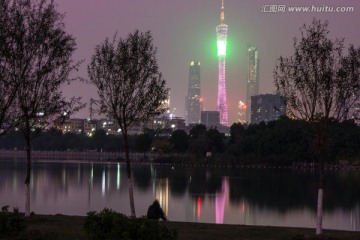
[1,150,359,171]
[4,214,360,240]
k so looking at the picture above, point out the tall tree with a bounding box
[274,19,360,235]
[0,0,21,135]
[0,0,82,216]
[88,30,168,217]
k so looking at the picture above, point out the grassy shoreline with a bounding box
[4,214,360,240]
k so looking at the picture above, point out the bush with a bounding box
[84,208,177,240]
[0,206,27,237]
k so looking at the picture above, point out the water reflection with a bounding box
[215,178,228,224]
[1,159,360,231]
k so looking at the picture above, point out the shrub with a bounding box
[0,206,27,237]
[84,208,177,240]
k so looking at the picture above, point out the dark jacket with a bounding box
[147,200,167,221]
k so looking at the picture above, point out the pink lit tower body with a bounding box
[216,0,229,126]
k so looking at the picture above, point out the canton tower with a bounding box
[216,0,229,126]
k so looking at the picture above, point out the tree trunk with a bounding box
[316,187,324,235]
[123,130,136,217]
[316,129,325,235]
[25,183,30,217]
[24,132,31,217]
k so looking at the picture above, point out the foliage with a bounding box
[0,206,26,237]
[274,18,360,235]
[135,133,153,155]
[274,19,360,122]
[88,30,168,217]
[0,0,83,138]
[169,130,188,153]
[0,0,83,217]
[1,117,360,165]
[152,139,173,154]
[87,30,168,136]
[84,208,177,240]
[206,128,224,154]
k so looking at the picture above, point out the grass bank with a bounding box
[3,214,360,240]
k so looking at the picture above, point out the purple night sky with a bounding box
[57,0,360,124]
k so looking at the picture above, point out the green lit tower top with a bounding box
[217,0,227,57]
[216,0,229,126]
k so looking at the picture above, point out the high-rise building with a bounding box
[246,44,259,123]
[201,111,220,128]
[185,61,201,125]
[216,0,229,126]
[251,94,286,124]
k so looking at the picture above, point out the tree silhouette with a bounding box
[88,30,168,217]
[0,0,83,216]
[274,19,360,235]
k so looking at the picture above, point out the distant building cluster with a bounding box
[251,94,286,124]
[59,115,186,137]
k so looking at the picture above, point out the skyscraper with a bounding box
[216,0,229,126]
[246,44,259,123]
[185,61,201,125]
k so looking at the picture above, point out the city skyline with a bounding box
[57,0,360,124]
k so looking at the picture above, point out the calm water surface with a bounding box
[1,159,360,231]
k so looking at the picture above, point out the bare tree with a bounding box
[88,30,168,217]
[0,0,83,216]
[0,62,20,135]
[0,1,21,134]
[274,19,360,235]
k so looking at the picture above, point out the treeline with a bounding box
[1,117,360,165]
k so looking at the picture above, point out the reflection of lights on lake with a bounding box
[117,163,121,190]
[62,165,67,186]
[90,163,94,188]
[215,177,228,224]
[197,197,201,220]
[155,178,169,216]
[102,168,106,197]
[107,164,111,192]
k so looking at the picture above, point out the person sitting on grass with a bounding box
[147,199,167,221]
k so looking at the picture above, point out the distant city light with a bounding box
[239,101,247,110]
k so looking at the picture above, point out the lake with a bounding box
[1,158,360,231]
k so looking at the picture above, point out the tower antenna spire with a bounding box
[220,0,225,24]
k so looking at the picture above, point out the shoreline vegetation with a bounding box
[2,213,360,240]
[1,118,360,168]
[0,150,358,171]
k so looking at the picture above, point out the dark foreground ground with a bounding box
[5,214,360,240]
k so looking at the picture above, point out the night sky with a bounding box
[57,0,360,124]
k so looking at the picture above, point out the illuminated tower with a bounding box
[186,61,201,125]
[246,44,259,123]
[216,0,229,126]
